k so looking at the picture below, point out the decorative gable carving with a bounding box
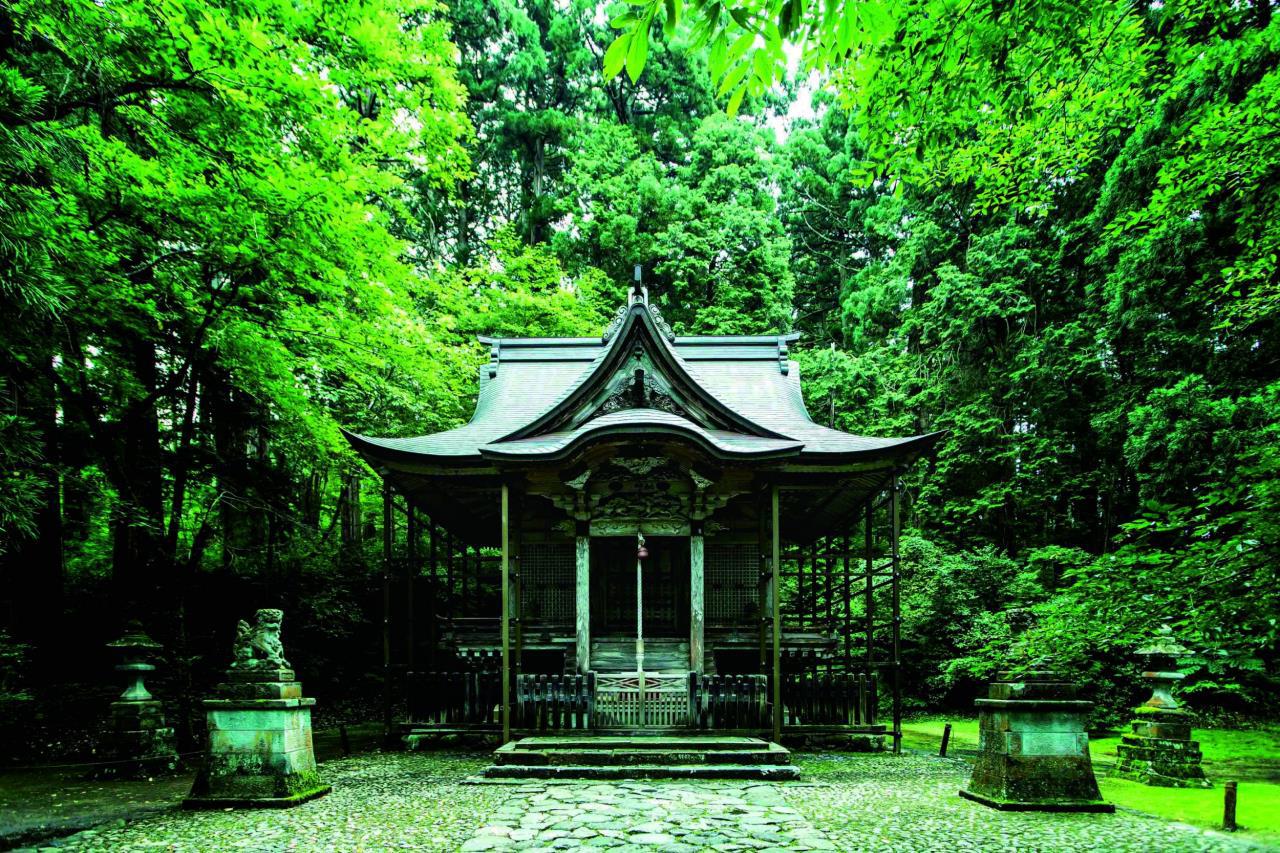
[603,301,675,344]
[592,370,686,421]
[496,296,789,445]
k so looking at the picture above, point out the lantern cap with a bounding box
[1136,625,1188,659]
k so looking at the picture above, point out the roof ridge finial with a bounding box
[631,263,648,305]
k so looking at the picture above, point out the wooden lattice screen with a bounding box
[706,543,758,625]
[522,543,574,623]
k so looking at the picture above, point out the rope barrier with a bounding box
[2,749,204,773]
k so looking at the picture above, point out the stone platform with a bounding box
[184,666,330,808]
[482,735,800,780]
[1113,708,1211,787]
[960,671,1113,812]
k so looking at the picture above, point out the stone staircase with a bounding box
[482,735,800,780]
[590,638,689,672]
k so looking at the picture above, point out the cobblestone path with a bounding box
[462,757,1266,853]
[460,781,837,851]
[25,751,1269,851]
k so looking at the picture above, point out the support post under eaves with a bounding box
[500,484,511,744]
[406,506,417,672]
[890,474,903,755]
[381,483,393,742]
[864,501,874,675]
[771,485,782,744]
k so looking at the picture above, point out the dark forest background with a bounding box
[1,0,1277,758]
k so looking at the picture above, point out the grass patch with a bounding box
[903,714,1280,845]
[904,716,1280,776]
[901,717,980,753]
[1099,778,1280,847]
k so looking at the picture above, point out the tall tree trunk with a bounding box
[111,335,165,619]
[340,473,362,544]
[5,347,65,663]
[457,180,472,266]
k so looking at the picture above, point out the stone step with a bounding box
[494,744,792,767]
[481,763,800,781]
[484,735,797,780]
[505,735,769,751]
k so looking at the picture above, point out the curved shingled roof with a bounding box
[344,299,942,469]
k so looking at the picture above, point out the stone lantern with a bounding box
[1113,627,1211,787]
[104,621,178,776]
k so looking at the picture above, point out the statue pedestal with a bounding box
[1114,707,1211,788]
[184,670,329,808]
[103,698,178,777]
[960,671,1113,812]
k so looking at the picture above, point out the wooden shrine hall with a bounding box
[345,284,941,756]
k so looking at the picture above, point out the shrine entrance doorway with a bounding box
[591,536,689,640]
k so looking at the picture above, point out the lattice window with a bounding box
[522,543,574,623]
[707,543,758,625]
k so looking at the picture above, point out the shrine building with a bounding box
[345,283,941,756]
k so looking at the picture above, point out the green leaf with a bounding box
[626,25,649,82]
[752,46,772,84]
[604,33,630,80]
[717,59,750,96]
[708,33,728,80]
[663,0,680,39]
[726,79,747,115]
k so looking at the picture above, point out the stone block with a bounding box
[215,679,304,700]
[226,667,296,682]
[961,673,1112,812]
[987,681,1079,702]
[185,675,328,808]
[100,699,179,778]
[1004,731,1089,757]
[210,725,315,758]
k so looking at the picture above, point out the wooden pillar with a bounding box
[428,521,438,668]
[864,500,874,672]
[575,522,590,674]
[689,522,705,675]
[825,536,834,629]
[771,485,782,743]
[445,530,454,607]
[890,474,903,755]
[500,484,511,743]
[513,511,523,674]
[381,484,393,740]
[460,544,469,604]
[842,534,852,670]
[406,506,417,670]
[757,494,769,672]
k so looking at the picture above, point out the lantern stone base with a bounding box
[101,699,179,778]
[184,671,329,809]
[960,671,1113,813]
[1113,708,1211,788]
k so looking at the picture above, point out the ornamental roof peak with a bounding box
[603,265,675,344]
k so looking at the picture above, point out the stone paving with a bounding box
[460,781,835,851]
[18,751,1271,851]
[460,755,1268,852]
